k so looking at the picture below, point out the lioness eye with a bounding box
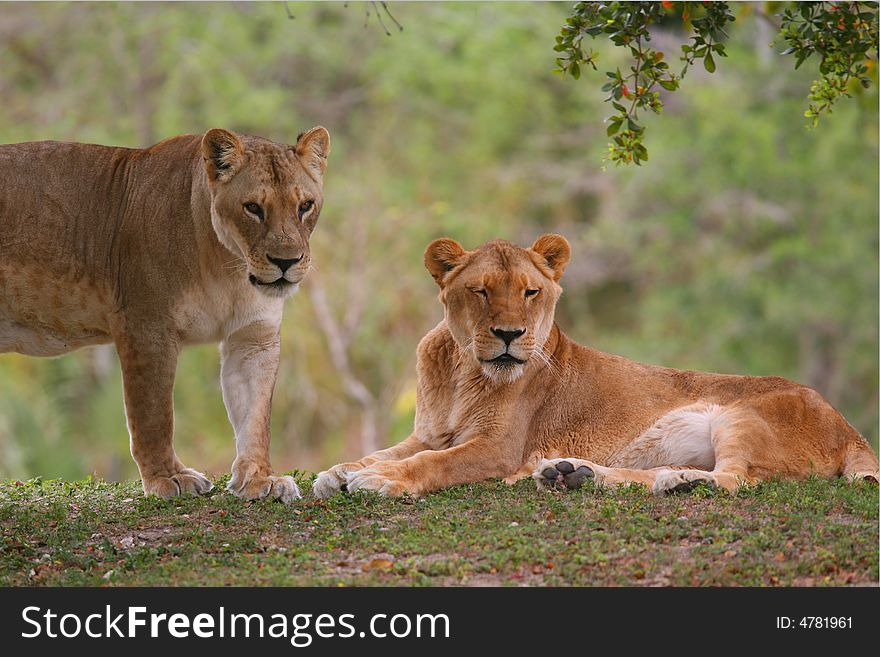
[244,202,264,221]
[298,199,314,219]
[474,289,488,298]
[525,289,540,298]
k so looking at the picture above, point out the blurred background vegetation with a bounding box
[0,2,876,482]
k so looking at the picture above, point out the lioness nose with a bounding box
[267,254,303,273]
[491,327,526,346]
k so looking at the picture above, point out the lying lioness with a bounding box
[313,234,878,498]
[0,127,330,502]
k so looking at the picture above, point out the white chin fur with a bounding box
[481,362,525,384]
[256,281,300,299]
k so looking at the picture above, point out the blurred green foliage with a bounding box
[555,1,878,162]
[0,2,876,482]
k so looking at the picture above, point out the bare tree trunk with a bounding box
[307,275,378,455]
[798,323,842,405]
[134,36,159,148]
[754,8,774,68]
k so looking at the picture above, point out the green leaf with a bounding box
[607,120,622,136]
[704,52,716,73]
[570,62,581,79]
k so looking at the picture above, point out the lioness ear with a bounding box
[202,128,244,182]
[424,238,467,287]
[295,126,331,177]
[531,233,571,282]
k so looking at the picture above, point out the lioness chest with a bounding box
[414,327,527,449]
[170,277,285,345]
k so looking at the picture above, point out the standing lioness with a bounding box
[313,234,878,498]
[0,127,330,502]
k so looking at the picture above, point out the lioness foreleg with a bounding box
[114,325,213,498]
[221,321,300,502]
[346,437,520,497]
[312,433,430,499]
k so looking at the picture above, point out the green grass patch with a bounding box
[1,474,876,586]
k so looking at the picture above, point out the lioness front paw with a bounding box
[312,463,360,500]
[848,471,879,485]
[345,463,413,497]
[142,467,214,499]
[651,469,716,496]
[228,460,301,503]
[533,458,595,491]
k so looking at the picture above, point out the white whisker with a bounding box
[535,345,563,383]
[454,337,475,371]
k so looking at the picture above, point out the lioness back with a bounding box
[0,136,206,355]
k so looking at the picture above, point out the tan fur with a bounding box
[314,235,878,499]
[0,127,331,501]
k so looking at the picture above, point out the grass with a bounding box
[0,473,877,587]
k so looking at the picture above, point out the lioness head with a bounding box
[201,127,330,298]
[425,234,571,383]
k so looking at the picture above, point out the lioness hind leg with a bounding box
[534,458,667,490]
[114,325,213,499]
[533,458,738,496]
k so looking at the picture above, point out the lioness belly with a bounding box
[0,265,112,356]
[0,317,110,356]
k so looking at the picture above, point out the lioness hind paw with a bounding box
[533,459,594,491]
[143,469,213,499]
[668,479,715,494]
[849,471,879,485]
[651,470,717,496]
